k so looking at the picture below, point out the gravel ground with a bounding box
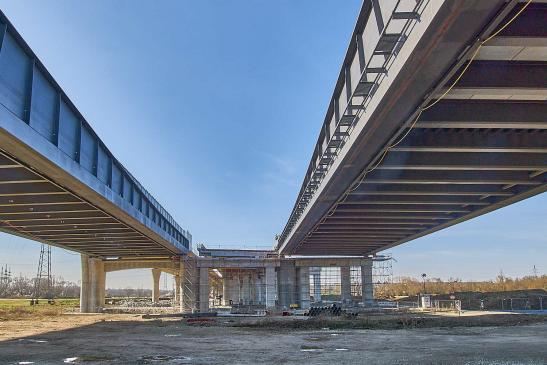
[0,314,546,364]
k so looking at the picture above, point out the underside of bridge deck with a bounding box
[0,150,178,258]
[0,9,190,258]
[279,1,547,256]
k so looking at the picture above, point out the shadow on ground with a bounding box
[1,315,547,364]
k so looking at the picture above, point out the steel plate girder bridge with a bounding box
[277,0,547,256]
[0,11,191,259]
[0,0,546,312]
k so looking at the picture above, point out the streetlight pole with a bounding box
[421,273,427,293]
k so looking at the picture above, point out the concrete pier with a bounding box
[310,267,322,303]
[198,268,209,312]
[265,266,277,309]
[151,269,161,303]
[298,266,310,309]
[278,260,296,308]
[174,275,181,304]
[80,254,105,313]
[361,260,374,307]
[340,266,352,304]
[222,273,235,305]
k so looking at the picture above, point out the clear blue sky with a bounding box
[0,1,545,288]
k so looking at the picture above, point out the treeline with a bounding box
[0,275,80,298]
[0,275,158,299]
[106,288,153,298]
[377,274,547,298]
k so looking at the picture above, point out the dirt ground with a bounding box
[1,313,546,364]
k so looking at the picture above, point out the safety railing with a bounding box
[278,0,430,248]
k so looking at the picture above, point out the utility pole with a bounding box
[421,273,427,293]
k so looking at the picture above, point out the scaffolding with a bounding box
[182,255,395,311]
[181,256,197,312]
[372,254,394,299]
[209,268,268,309]
[309,255,394,304]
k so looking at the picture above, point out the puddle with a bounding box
[18,339,48,344]
[18,362,34,364]
[300,345,323,352]
[304,336,330,342]
[330,333,340,336]
[67,355,118,362]
[305,336,329,342]
[138,355,193,363]
[164,334,181,337]
[335,348,349,351]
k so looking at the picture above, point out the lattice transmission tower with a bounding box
[0,264,11,284]
[31,244,54,304]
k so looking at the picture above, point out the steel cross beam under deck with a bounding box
[278,1,547,256]
[0,11,191,258]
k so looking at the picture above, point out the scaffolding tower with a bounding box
[372,254,394,299]
[309,254,394,302]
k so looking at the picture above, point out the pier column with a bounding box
[151,268,161,303]
[310,267,322,303]
[255,270,263,305]
[298,266,310,309]
[80,254,90,313]
[198,268,209,312]
[174,275,181,304]
[278,260,296,309]
[265,266,277,309]
[340,266,352,304]
[80,254,105,313]
[361,260,374,307]
[222,271,235,306]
